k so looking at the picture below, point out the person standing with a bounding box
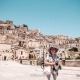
[44,45,61,80]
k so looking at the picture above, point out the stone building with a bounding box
[15,48,28,59]
[57,48,68,58]
[0,43,13,61]
[56,35,68,39]
[0,20,80,61]
[0,20,15,34]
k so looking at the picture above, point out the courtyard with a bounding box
[0,61,80,80]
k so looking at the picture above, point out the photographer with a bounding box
[44,45,61,80]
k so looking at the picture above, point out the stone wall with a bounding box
[63,60,80,67]
[16,59,80,67]
[16,59,38,65]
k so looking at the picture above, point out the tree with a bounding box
[30,50,33,53]
[69,47,78,52]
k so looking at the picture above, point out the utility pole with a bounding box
[33,50,34,65]
[43,46,44,69]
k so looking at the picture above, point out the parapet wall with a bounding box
[16,59,80,67]
[62,60,80,67]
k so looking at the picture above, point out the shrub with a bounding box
[69,47,78,52]
[65,57,71,60]
[30,50,33,53]
[60,58,62,60]
[76,56,80,59]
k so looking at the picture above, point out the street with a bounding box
[0,61,80,80]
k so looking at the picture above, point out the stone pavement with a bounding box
[0,61,80,80]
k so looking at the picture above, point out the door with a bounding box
[4,56,6,61]
[30,61,32,65]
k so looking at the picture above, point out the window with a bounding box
[7,26,11,30]
[0,27,2,29]
[6,50,8,52]
[40,42,41,44]
[59,43,60,45]
[21,51,23,55]
[22,56,24,58]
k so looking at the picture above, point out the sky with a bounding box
[0,0,80,38]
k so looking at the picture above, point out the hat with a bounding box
[48,45,58,53]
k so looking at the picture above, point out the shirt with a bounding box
[44,53,60,74]
[44,53,60,63]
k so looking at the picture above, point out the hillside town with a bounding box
[0,20,80,64]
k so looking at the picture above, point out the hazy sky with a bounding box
[0,0,80,38]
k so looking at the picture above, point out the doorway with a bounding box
[4,56,6,61]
